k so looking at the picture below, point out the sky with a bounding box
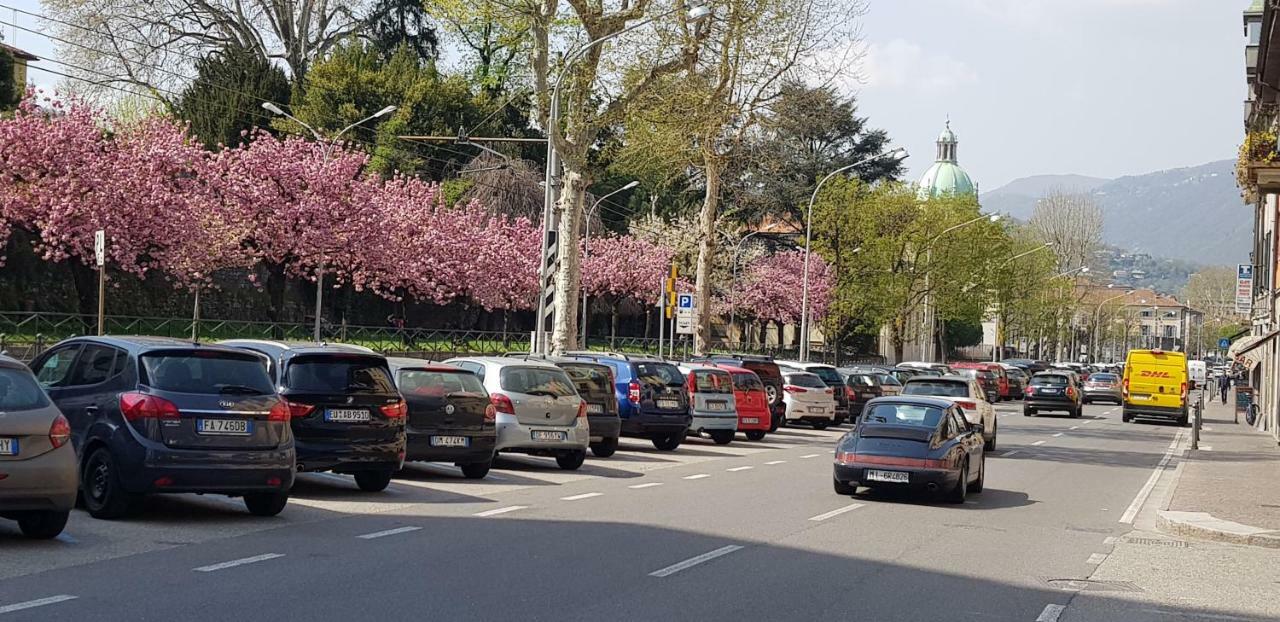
[0,0,1251,191]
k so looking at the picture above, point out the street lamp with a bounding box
[581,180,640,345]
[262,102,397,343]
[535,1,713,355]
[798,148,908,362]
[1091,285,1134,362]
[918,212,1001,363]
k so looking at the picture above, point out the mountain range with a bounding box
[982,160,1250,265]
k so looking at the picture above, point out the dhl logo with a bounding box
[1138,370,1173,378]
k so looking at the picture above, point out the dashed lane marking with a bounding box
[683,474,711,480]
[193,553,285,573]
[649,545,745,578]
[800,454,821,459]
[629,483,663,489]
[357,526,422,540]
[1032,440,1047,446]
[764,460,787,465]
[1052,433,1063,437]
[1120,429,1185,524]
[474,505,528,517]
[560,492,603,501]
[1069,426,1079,430]
[808,503,865,521]
[1002,450,1021,457]
[1036,604,1066,622]
[727,466,754,472]
[0,596,78,615]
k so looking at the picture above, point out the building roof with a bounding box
[918,120,976,198]
[0,43,38,61]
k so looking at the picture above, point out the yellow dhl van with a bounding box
[1122,349,1189,426]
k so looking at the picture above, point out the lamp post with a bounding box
[918,212,1001,363]
[535,2,712,355]
[798,148,907,362]
[261,102,397,343]
[1091,286,1134,362]
[580,180,640,345]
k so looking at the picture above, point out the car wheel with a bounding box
[708,430,735,445]
[1177,412,1190,427]
[769,411,782,433]
[1072,406,1083,419]
[555,450,586,470]
[82,448,141,520]
[1023,408,1035,417]
[968,455,985,493]
[590,437,619,458]
[652,434,682,451]
[983,421,996,452]
[354,470,394,492]
[813,421,830,430]
[16,510,70,539]
[243,492,289,517]
[459,461,492,479]
[745,430,767,441]
[834,478,857,495]
[1122,411,1133,423]
[948,460,968,504]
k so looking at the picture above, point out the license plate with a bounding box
[742,417,760,424]
[325,409,370,423]
[1131,394,1150,400]
[531,430,567,442]
[862,393,877,399]
[808,406,825,413]
[1039,388,1059,394]
[196,419,252,435]
[0,438,16,456]
[707,401,727,412]
[865,469,909,483]
[430,435,469,447]
[586,403,604,414]
[657,399,680,410]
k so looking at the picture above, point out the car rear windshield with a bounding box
[863,403,945,428]
[691,370,732,394]
[878,374,902,386]
[848,374,877,387]
[635,363,684,387]
[786,373,827,389]
[902,380,969,398]
[142,351,274,395]
[500,367,577,397]
[559,364,614,399]
[808,366,843,387]
[1032,375,1070,387]
[398,369,486,397]
[0,368,50,410]
[285,355,395,394]
[731,372,763,392]
[740,362,781,382]
[1091,373,1118,382]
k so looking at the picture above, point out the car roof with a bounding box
[384,357,471,373]
[219,339,382,359]
[678,362,730,374]
[445,356,562,370]
[0,353,30,371]
[865,395,956,409]
[506,353,612,369]
[53,335,261,357]
[714,364,755,375]
[774,360,835,369]
[904,374,968,383]
[783,370,821,378]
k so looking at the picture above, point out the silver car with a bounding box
[676,364,738,445]
[0,355,77,539]
[444,357,590,470]
[1082,372,1123,405]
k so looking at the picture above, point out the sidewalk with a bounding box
[1156,393,1280,548]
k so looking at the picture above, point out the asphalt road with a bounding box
[0,401,1275,621]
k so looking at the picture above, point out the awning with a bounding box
[1229,330,1280,370]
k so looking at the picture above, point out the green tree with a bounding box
[0,47,17,112]
[366,0,439,61]
[175,45,292,149]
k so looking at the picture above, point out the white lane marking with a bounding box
[1120,430,1184,524]
[800,453,821,459]
[1052,433,1064,437]
[1032,440,1047,446]
[649,545,745,578]
[474,505,528,517]
[1036,604,1066,622]
[560,492,603,501]
[1201,426,1213,431]
[1086,553,1108,564]
[1103,536,1118,545]
[629,482,664,489]
[1069,426,1079,430]
[357,526,422,540]
[1081,419,1097,425]
[193,553,285,572]
[727,466,754,472]
[808,503,865,522]
[0,595,78,615]
[1002,450,1021,457]
[683,474,711,480]
[54,533,78,544]
[1198,446,1213,451]
[764,460,787,465]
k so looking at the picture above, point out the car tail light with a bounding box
[577,400,588,419]
[1066,386,1076,399]
[380,400,408,419]
[491,393,516,415]
[49,415,71,449]
[1122,378,1130,398]
[1025,386,1034,396]
[784,385,806,393]
[628,381,642,404]
[287,401,316,419]
[686,374,696,394]
[845,387,855,399]
[266,476,282,487]
[119,392,180,422]
[153,476,174,487]
[267,401,290,422]
[1180,382,1187,399]
[824,387,833,395]
[483,404,497,423]
[835,450,856,464]
[956,400,977,410]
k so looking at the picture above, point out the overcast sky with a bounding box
[2,0,1250,191]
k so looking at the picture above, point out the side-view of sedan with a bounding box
[1082,372,1123,405]
[0,355,77,538]
[388,359,496,479]
[833,397,984,503]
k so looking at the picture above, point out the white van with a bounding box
[1188,360,1207,390]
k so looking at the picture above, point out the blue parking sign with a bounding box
[1219,338,1231,349]
[677,294,694,309]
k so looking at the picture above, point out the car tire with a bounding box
[590,437,619,458]
[745,430,767,441]
[354,470,394,492]
[460,461,492,479]
[82,448,142,520]
[1122,411,1133,423]
[708,430,734,445]
[243,492,289,517]
[16,510,69,539]
[968,456,985,493]
[813,421,830,430]
[652,434,682,451]
[948,460,968,504]
[555,450,586,470]
[1023,408,1035,417]
[983,421,997,452]
[1177,412,1190,427]
[834,478,858,495]
[769,412,782,433]
[1072,406,1083,419]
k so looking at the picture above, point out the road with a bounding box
[1,400,1277,621]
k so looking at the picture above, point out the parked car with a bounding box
[953,368,1001,404]
[875,372,904,397]
[690,354,787,432]
[1082,372,1123,405]
[833,396,984,503]
[999,364,1028,400]
[386,358,496,479]
[898,361,953,375]
[565,352,691,451]
[781,371,836,429]
[1023,371,1083,418]
[220,340,404,492]
[675,364,739,445]
[837,369,885,422]
[0,355,77,537]
[507,355,623,458]
[776,361,850,424]
[444,357,590,468]
[33,337,296,518]
[1003,358,1050,374]
[900,375,998,451]
[893,366,938,380]
[716,366,771,441]
[951,362,1010,401]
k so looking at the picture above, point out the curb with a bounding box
[1157,510,1280,549]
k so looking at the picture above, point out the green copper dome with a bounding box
[918,120,977,198]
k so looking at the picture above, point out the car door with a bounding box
[950,409,980,471]
[29,344,86,448]
[970,379,995,430]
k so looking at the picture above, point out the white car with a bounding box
[781,371,836,429]
[899,375,998,451]
[898,361,954,375]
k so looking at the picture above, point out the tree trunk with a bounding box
[67,261,98,334]
[610,300,619,342]
[693,159,722,356]
[549,168,587,354]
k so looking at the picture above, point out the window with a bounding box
[71,345,119,385]
[33,346,80,388]
[1140,310,1153,318]
[500,367,577,397]
[1250,20,1262,45]
[284,355,395,394]
[690,370,732,394]
[0,368,50,410]
[143,351,275,395]
[732,372,764,392]
[634,363,684,387]
[1031,374,1070,387]
[559,364,614,401]
[1140,325,1151,336]
[785,373,828,389]
[1163,325,1176,338]
[949,410,970,437]
[398,369,486,397]
[808,366,844,388]
[901,380,969,397]
[862,403,945,428]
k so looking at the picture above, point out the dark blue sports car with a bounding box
[833,396,985,503]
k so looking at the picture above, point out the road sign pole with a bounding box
[94,230,106,336]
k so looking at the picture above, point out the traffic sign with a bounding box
[94,230,105,267]
[676,314,695,335]
[1219,338,1231,350]
[677,293,694,310]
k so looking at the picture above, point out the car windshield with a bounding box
[143,351,275,395]
[878,374,902,386]
[809,366,844,386]
[397,369,486,397]
[732,372,763,392]
[500,367,578,397]
[848,374,877,387]
[0,368,50,410]
[691,370,732,394]
[902,380,969,398]
[559,364,614,399]
[285,355,396,394]
[635,362,685,387]
[1090,373,1118,382]
[1033,375,1070,387]
[862,403,946,428]
[786,373,827,389]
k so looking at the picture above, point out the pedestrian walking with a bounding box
[1218,373,1230,405]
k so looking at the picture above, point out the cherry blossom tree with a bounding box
[730,250,832,345]
[581,233,676,339]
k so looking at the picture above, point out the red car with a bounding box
[951,362,1011,401]
[717,365,771,441]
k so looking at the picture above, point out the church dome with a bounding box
[918,120,976,198]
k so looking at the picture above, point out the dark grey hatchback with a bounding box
[387,358,496,479]
[29,337,295,519]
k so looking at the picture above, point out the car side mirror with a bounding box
[971,422,984,435]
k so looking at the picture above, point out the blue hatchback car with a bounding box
[564,352,691,451]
